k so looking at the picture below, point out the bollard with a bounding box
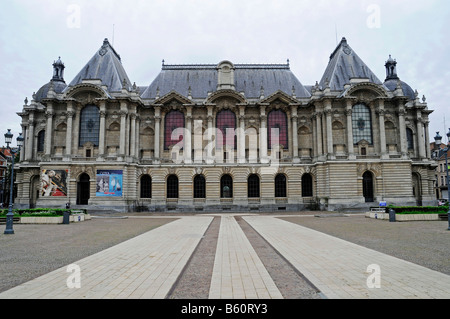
[389,208,396,222]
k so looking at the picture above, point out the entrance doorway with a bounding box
[363,171,374,203]
[77,173,90,205]
[412,173,422,206]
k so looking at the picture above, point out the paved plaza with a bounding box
[0,214,449,299]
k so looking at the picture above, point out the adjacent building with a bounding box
[15,37,437,212]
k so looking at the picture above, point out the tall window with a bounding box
[37,130,45,152]
[167,174,179,198]
[268,110,288,149]
[79,105,100,147]
[164,110,185,150]
[302,173,313,197]
[406,128,414,150]
[352,104,372,145]
[275,174,287,198]
[216,110,237,149]
[220,174,233,198]
[248,174,260,198]
[140,175,152,198]
[193,175,206,198]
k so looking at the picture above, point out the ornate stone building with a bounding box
[15,37,436,212]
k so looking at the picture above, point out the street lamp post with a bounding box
[434,129,450,231]
[3,129,24,235]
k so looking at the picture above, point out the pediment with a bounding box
[205,89,246,104]
[154,90,193,105]
[344,82,389,99]
[63,83,110,101]
[259,90,299,105]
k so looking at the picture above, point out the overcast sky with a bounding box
[1,0,449,146]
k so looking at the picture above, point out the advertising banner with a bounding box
[96,170,123,197]
[41,169,68,197]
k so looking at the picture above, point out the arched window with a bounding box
[363,171,374,202]
[216,110,236,150]
[352,104,372,145]
[275,174,287,198]
[220,174,233,198]
[79,105,100,147]
[193,175,206,198]
[248,174,260,198]
[37,130,45,152]
[167,174,179,198]
[406,128,414,150]
[140,175,152,198]
[164,110,185,150]
[302,173,313,197]
[268,110,288,149]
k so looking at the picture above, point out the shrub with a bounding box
[386,205,448,215]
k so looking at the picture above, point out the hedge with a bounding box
[0,208,87,217]
[386,205,449,215]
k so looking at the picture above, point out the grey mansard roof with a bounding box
[66,38,132,93]
[140,63,311,100]
[319,37,383,91]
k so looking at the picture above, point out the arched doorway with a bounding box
[220,174,233,198]
[77,173,90,205]
[363,171,374,203]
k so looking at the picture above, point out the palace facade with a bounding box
[15,37,436,212]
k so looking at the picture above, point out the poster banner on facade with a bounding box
[41,169,68,197]
[96,170,123,197]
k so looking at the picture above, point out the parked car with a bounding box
[438,199,448,206]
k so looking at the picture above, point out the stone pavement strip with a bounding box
[208,215,283,299]
[244,216,450,299]
[0,216,213,299]
[1,214,449,299]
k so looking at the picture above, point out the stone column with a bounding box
[398,105,407,158]
[65,109,74,157]
[206,105,214,164]
[316,111,323,156]
[185,106,192,163]
[417,115,426,159]
[130,113,136,157]
[154,106,161,160]
[325,101,333,155]
[20,125,26,162]
[291,105,299,162]
[377,100,387,158]
[98,101,106,156]
[44,103,53,156]
[119,101,128,156]
[26,113,35,161]
[424,120,430,159]
[345,100,354,158]
[259,105,268,163]
[237,115,244,163]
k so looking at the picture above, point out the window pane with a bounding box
[79,105,100,147]
[216,110,236,150]
[194,175,206,198]
[248,174,260,198]
[140,175,152,198]
[275,174,287,197]
[164,111,185,150]
[167,175,179,198]
[220,174,233,198]
[406,128,414,149]
[302,174,313,197]
[268,110,288,149]
[37,130,45,152]
[352,104,372,145]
